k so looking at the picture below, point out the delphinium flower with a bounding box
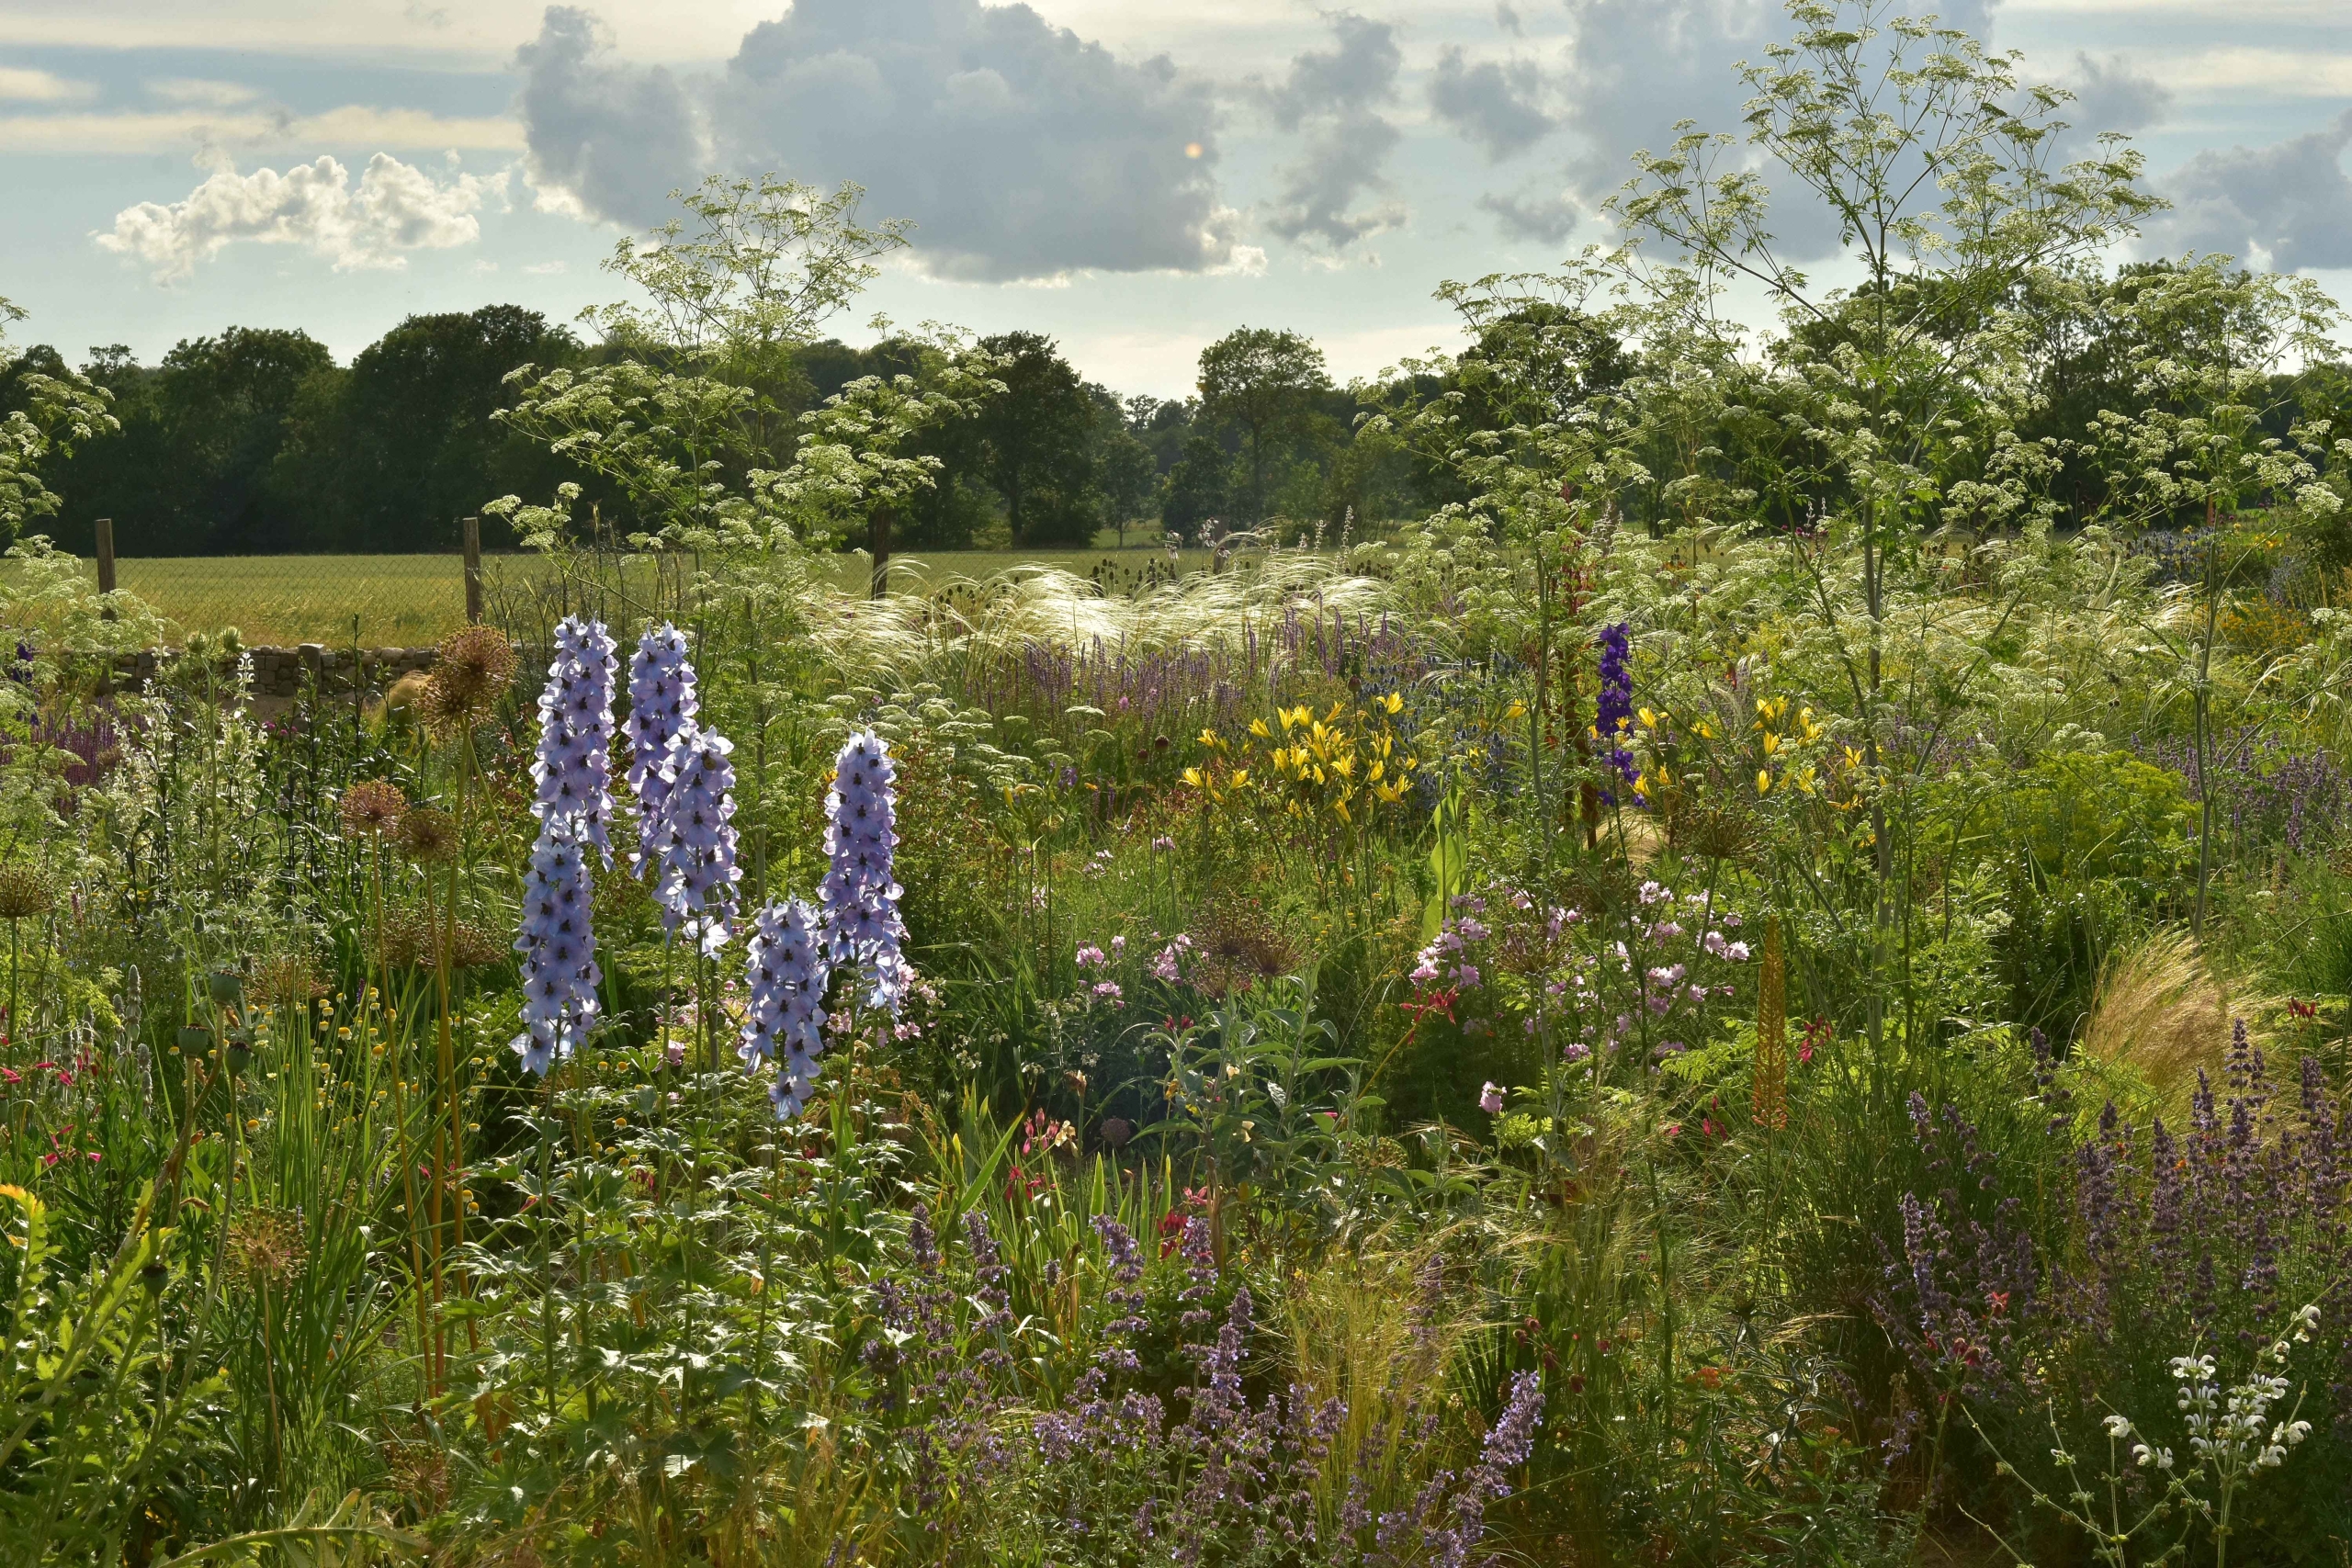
[626,624,697,872]
[652,725,741,956]
[512,820,600,1075]
[740,898,831,1118]
[1595,621,1637,794]
[820,728,911,1014]
[531,616,618,865]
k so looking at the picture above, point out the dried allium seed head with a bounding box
[424,625,518,728]
[223,1206,308,1291]
[250,952,329,1009]
[0,864,52,921]
[378,905,507,971]
[395,805,458,863]
[338,779,407,840]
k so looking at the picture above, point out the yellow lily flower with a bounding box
[1249,717,1271,739]
[1757,769,1773,795]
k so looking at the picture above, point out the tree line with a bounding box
[0,304,1435,557]
[4,255,2344,561]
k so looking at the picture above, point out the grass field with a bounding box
[68,546,1218,646]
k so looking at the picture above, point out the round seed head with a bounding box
[338,779,407,840]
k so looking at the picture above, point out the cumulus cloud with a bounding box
[514,7,707,231]
[515,0,1231,283]
[2146,110,2352,272]
[95,153,506,282]
[1261,13,1407,252]
[1430,46,1555,161]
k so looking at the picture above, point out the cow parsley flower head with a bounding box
[532,616,618,866]
[653,725,741,956]
[626,624,698,871]
[512,819,601,1076]
[740,898,831,1117]
[820,728,910,1014]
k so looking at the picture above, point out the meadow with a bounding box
[2,6,2349,1564]
[64,547,1216,647]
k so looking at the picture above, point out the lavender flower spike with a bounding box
[820,728,911,1015]
[626,624,697,874]
[740,898,831,1119]
[652,725,741,956]
[512,819,601,1076]
[532,615,618,866]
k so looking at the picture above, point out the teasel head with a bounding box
[337,779,407,841]
[424,624,518,729]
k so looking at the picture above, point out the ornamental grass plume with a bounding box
[739,898,831,1119]
[513,819,600,1076]
[821,728,910,1014]
[651,726,741,956]
[626,625,697,873]
[530,616,617,867]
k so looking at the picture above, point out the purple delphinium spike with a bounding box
[512,818,601,1075]
[820,728,911,1014]
[626,624,697,874]
[1595,622,1637,793]
[652,725,741,956]
[532,616,617,866]
[741,898,831,1119]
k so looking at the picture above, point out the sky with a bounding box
[1,0,2347,400]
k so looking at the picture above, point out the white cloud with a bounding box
[517,0,1235,283]
[2129,47,2352,99]
[523,259,568,274]
[146,77,263,108]
[0,64,92,102]
[0,105,520,154]
[95,152,509,282]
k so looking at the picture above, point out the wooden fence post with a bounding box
[869,507,893,600]
[462,515,484,625]
[95,518,116,621]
